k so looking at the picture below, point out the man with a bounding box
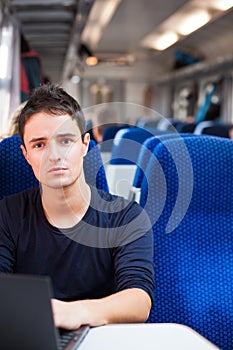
[91,107,124,144]
[0,84,154,330]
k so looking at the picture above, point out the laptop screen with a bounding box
[0,274,89,350]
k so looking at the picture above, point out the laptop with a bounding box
[0,274,89,350]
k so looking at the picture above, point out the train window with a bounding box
[0,6,20,137]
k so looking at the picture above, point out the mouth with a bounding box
[48,167,69,174]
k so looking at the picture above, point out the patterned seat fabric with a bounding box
[0,135,108,199]
[0,135,39,199]
[84,139,109,192]
[100,124,131,152]
[110,127,163,165]
[141,136,233,350]
[133,133,194,189]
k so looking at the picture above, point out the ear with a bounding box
[82,133,90,157]
[21,145,31,165]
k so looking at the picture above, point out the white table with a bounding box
[79,323,219,350]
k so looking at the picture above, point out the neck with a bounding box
[41,177,91,228]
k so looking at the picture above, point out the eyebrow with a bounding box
[29,137,47,144]
[28,133,78,144]
[56,133,78,138]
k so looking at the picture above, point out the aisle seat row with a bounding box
[100,119,230,200]
[105,128,233,349]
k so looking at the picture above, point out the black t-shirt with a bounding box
[0,186,154,302]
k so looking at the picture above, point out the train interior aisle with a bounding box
[1,1,233,349]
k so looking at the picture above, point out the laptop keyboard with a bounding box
[60,330,76,348]
[59,326,89,350]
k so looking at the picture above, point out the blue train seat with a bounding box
[141,136,233,350]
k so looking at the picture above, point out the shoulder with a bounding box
[0,186,40,204]
[0,187,40,220]
[90,186,146,219]
[89,186,152,246]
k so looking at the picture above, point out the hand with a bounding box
[51,299,88,330]
[51,288,151,330]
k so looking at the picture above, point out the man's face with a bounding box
[21,112,89,189]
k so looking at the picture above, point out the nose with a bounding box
[48,141,61,162]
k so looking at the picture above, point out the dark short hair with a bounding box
[18,84,86,146]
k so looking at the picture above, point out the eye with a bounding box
[33,142,45,149]
[61,138,73,145]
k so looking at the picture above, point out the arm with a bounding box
[52,287,151,330]
[52,202,154,330]
[0,201,16,273]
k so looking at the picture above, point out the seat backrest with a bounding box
[202,124,230,138]
[136,118,159,128]
[156,118,174,131]
[0,136,108,199]
[84,139,109,192]
[100,124,131,152]
[0,135,39,199]
[110,127,167,165]
[141,136,233,350]
[133,133,194,189]
[193,121,216,135]
[178,122,197,133]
